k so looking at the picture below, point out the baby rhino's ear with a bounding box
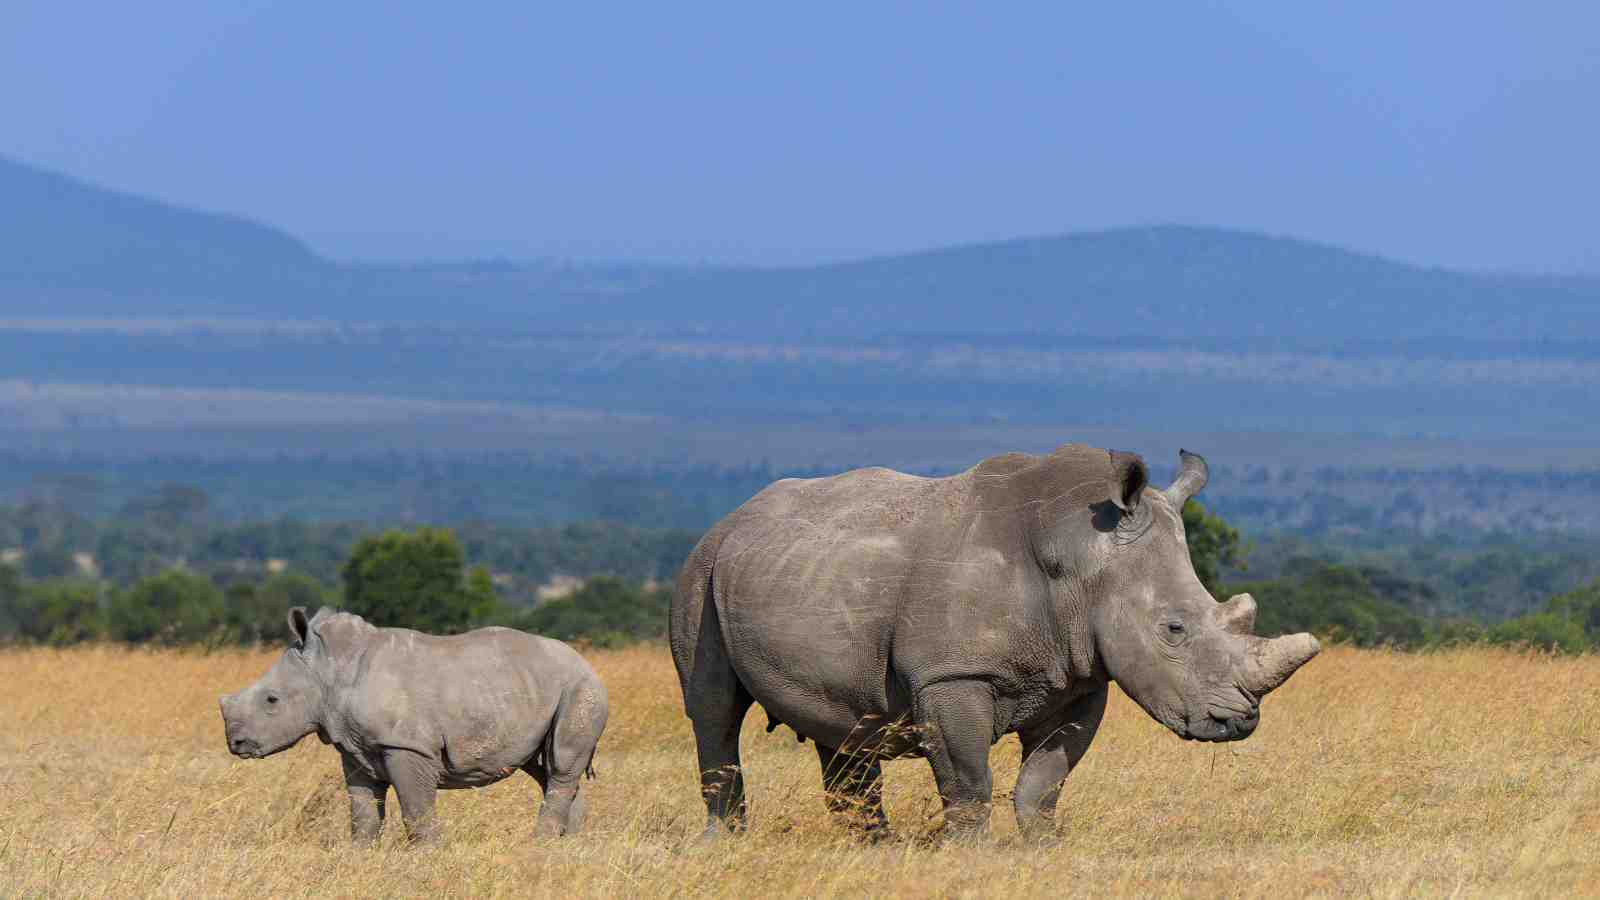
[287,607,311,648]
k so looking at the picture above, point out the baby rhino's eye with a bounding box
[266,694,280,705]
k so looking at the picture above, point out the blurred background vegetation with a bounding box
[3,479,1598,654]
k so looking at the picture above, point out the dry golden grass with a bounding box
[3,643,1599,898]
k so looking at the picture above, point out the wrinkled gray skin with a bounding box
[220,608,608,844]
[670,445,1319,841]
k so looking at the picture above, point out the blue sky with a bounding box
[4,2,1596,269]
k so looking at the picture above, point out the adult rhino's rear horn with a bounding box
[1214,593,1257,636]
[1238,632,1321,697]
[1165,449,1209,508]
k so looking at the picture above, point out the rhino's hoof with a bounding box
[693,820,746,847]
[857,825,895,846]
[1015,825,1061,848]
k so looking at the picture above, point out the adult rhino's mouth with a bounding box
[1179,708,1260,742]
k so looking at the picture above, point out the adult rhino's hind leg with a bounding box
[679,592,754,838]
[691,686,753,839]
[1013,686,1107,843]
[815,743,889,839]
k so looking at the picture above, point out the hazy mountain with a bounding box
[0,155,694,320]
[593,227,1600,341]
[0,155,332,316]
[5,155,1600,341]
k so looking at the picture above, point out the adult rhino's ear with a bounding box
[1108,450,1149,513]
[287,607,311,648]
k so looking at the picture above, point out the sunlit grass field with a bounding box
[2,643,1598,897]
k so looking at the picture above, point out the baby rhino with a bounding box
[220,606,608,844]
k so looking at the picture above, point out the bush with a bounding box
[1184,499,1245,597]
[1232,559,1431,648]
[1487,612,1589,653]
[0,564,20,638]
[340,528,504,633]
[6,580,103,645]
[1481,578,1600,653]
[107,570,226,645]
[225,571,333,644]
[511,576,670,648]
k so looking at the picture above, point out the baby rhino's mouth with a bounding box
[229,736,262,758]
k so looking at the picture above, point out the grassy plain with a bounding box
[2,643,1598,898]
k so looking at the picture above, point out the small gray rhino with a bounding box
[220,606,608,844]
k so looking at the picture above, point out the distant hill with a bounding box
[4,155,1599,340]
[593,227,1600,341]
[0,155,692,321]
[0,155,331,316]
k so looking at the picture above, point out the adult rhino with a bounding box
[670,445,1318,840]
[219,608,608,843]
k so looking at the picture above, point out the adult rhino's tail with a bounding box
[669,519,759,732]
[669,522,730,704]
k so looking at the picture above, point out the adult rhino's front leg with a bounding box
[1013,686,1107,843]
[383,748,443,845]
[915,680,997,839]
[341,753,390,845]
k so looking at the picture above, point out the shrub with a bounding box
[107,570,226,645]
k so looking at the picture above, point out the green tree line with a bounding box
[1186,499,1600,652]
[4,503,1600,653]
[0,526,674,649]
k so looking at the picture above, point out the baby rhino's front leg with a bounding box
[341,753,389,845]
[383,748,442,845]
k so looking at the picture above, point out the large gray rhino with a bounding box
[670,445,1319,840]
[219,607,608,843]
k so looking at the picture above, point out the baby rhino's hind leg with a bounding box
[533,677,609,837]
[523,753,587,831]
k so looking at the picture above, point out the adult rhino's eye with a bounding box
[1162,621,1187,642]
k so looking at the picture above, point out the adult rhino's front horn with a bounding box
[1240,627,1321,697]
[1210,592,1320,696]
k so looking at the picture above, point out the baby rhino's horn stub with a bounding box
[1239,632,1321,696]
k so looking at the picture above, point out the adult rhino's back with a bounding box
[715,465,973,607]
[672,465,987,748]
